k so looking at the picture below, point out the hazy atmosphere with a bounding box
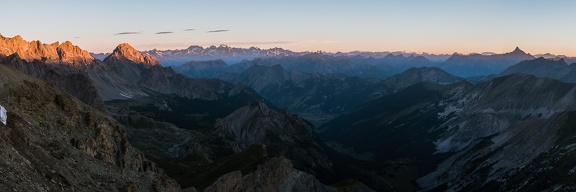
[2,0,575,55]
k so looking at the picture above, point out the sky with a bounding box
[1,0,574,56]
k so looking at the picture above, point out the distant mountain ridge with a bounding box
[141,44,297,66]
[438,47,535,77]
[500,57,576,83]
[534,53,576,64]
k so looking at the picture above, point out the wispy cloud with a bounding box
[74,37,81,39]
[156,31,174,35]
[115,32,141,35]
[207,30,229,33]
[184,29,195,31]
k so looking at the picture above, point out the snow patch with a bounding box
[119,93,133,98]
[437,105,463,118]
[0,105,7,125]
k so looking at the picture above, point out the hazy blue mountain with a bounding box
[173,59,228,78]
[220,64,463,126]
[438,47,535,77]
[500,57,576,83]
[350,54,437,74]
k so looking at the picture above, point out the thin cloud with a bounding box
[207,30,229,33]
[73,37,81,39]
[115,32,141,35]
[156,31,174,35]
[184,29,195,31]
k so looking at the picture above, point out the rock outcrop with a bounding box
[0,63,179,191]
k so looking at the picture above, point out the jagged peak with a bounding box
[510,46,527,55]
[113,43,138,53]
[12,35,23,41]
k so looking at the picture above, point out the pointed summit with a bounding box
[503,46,533,59]
[104,43,160,66]
[511,47,526,54]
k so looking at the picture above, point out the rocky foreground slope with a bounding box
[0,63,179,191]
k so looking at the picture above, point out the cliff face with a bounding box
[0,64,179,191]
[0,34,95,67]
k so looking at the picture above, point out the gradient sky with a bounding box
[1,0,574,56]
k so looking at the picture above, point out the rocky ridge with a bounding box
[0,34,95,67]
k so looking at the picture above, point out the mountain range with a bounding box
[140,45,296,66]
[3,33,576,191]
[92,42,549,80]
[0,34,377,191]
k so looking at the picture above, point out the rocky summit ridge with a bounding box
[0,34,95,67]
[104,43,161,67]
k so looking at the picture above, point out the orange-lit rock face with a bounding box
[0,34,95,66]
[105,43,160,66]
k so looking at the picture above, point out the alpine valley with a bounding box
[2,33,576,192]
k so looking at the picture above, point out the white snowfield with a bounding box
[0,105,6,125]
